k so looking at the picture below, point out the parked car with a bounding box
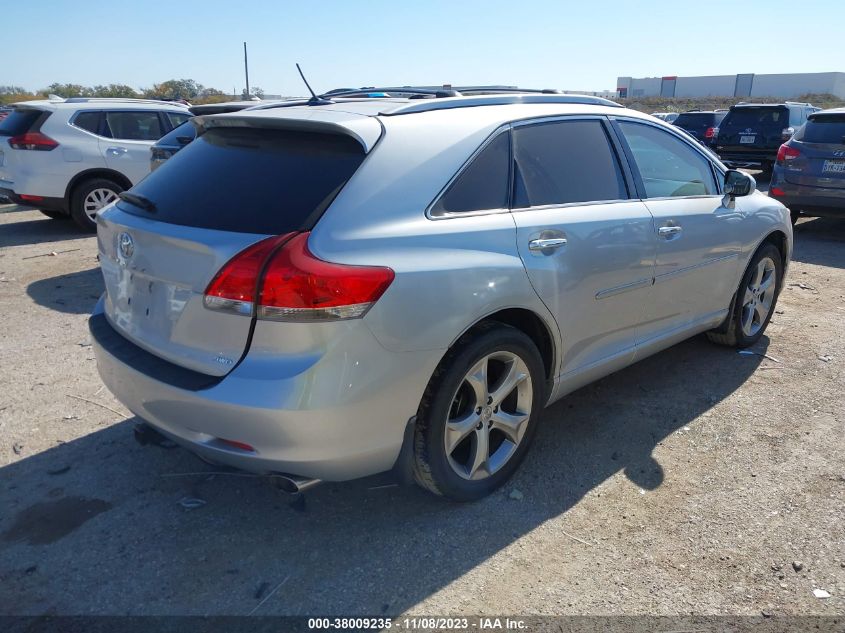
[714,102,817,172]
[672,110,727,148]
[90,90,791,501]
[651,112,678,123]
[150,101,272,171]
[769,107,845,224]
[0,97,191,230]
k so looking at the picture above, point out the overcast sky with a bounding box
[6,0,844,96]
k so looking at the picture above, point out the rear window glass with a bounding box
[73,111,101,134]
[431,132,510,214]
[166,112,191,128]
[156,120,196,147]
[119,127,366,234]
[795,115,845,144]
[721,107,788,131]
[513,119,627,207]
[673,113,722,133]
[0,109,44,136]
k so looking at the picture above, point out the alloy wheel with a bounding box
[444,351,533,480]
[740,256,777,337]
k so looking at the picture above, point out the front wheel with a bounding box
[707,243,783,348]
[413,324,546,501]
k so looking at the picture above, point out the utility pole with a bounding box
[243,42,250,99]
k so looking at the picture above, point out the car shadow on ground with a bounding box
[0,335,766,616]
[791,217,845,269]
[0,215,89,248]
[26,267,104,315]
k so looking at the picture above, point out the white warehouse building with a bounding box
[616,72,845,99]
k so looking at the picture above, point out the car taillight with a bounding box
[8,131,58,151]
[712,126,719,138]
[776,144,801,163]
[770,186,786,197]
[203,232,394,322]
[704,127,716,139]
[781,127,795,141]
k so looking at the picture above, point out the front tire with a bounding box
[413,323,546,501]
[707,243,783,348]
[70,178,123,231]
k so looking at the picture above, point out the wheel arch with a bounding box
[453,307,558,386]
[759,229,789,291]
[65,168,132,203]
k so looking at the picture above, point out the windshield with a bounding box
[721,107,788,131]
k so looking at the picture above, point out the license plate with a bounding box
[740,135,756,144]
[822,159,845,174]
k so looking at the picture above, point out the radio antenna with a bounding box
[296,63,332,105]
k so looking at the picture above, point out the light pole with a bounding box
[243,41,250,99]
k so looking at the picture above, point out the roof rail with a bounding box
[62,97,189,106]
[321,87,460,99]
[381,93,622,116]
[784,101,812,106]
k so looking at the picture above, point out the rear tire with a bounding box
[707,243,783,348]
[39,209,69,220]
[70,178,123,232]
[412,323,546,501]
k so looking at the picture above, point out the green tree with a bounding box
[143,79,204,100]
[0,86,29,95]
[39,83,92,98]
[91,84,139,98]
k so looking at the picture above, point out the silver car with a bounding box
[90,91,792,501]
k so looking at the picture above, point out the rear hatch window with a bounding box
[796,114,845,145]
[673,113,715,134]
[118,127,366,234]
[722,107,788,131]
[0,108,46,136]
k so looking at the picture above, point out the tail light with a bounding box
[776,144,801,164]
[8,131,58,151]
[781,127,795,141]
[704,127,716,139]
[204,232,394,322]
[770,186,786,197]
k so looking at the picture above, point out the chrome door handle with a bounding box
[106,147,128,156]
[528,237,568,251]
[658,225,682,238]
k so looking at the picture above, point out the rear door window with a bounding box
[512,119,628,208]
[0,109,45,136]
[796,114,845,144]
[618,121,717,198]
[430,131,510,214]
[118,127,366,234]
[104,111,164,141]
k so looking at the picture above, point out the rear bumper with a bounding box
[769,186,845,216]
[717,149,778,166]
[0,187,65,211]
[89,297,441,481]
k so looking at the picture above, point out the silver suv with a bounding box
[90,89,792,501]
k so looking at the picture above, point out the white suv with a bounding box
[0,98,191,230]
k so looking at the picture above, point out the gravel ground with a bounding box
[0,202,843,618]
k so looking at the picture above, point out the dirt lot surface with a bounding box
[0,201,843,618]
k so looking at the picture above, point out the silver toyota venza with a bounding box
[90,89,791,501]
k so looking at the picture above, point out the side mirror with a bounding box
[724,169,756,197]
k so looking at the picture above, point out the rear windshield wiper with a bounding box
[118,192,157,213]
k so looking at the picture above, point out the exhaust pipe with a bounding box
[273,474,321,494]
